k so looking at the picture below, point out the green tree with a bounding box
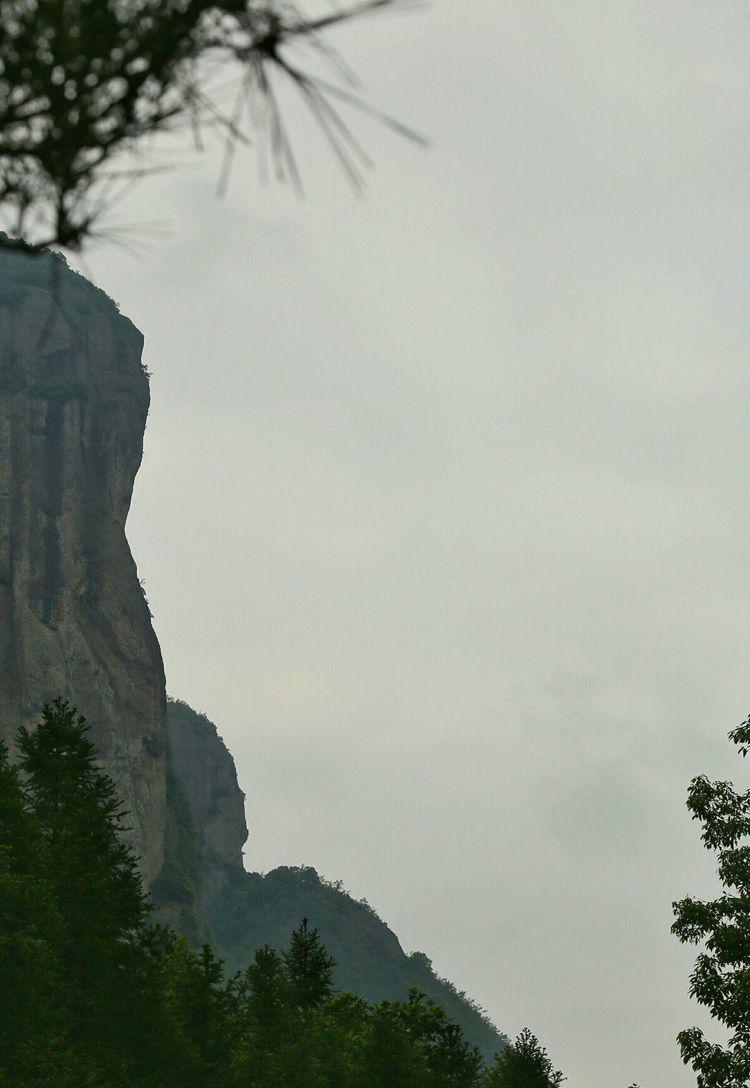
[245,944,289,1041]
[231,944,291,1087]
[17,699,148,1050]
[16,699,196,1087]
[427,1020,483,1087]
[284,917,336,1011]
[484,1028,565,1088]
[167,941,242,1083]
[0,740,80,1086]
[672,714,750,1087]
[315,991,371,1088]
[273,918,338,1088]
[18,698,147,940]
[359,997,429,1088]
[2,699,487,1088]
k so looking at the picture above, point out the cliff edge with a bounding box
[0,246,167,882]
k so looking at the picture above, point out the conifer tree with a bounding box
[360,996,430,1088]
[427,1020,483,1087]
[166,940,242,1085]
[15,699,194,1087]
[1,701,491,1088]
[17,698,146,944]
[283,917,336,1011]
[245,944,289,1040]
[315,991,371,1088]
[0,741,73,1086]
[231,944,291,1087]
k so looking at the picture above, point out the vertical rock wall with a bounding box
[165,698,248,887]
[0,246,166,883]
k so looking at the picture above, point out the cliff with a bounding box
[0,245,167,883]
[151,698,247,935]
[0,248,505,1060]
[166,698,248,879]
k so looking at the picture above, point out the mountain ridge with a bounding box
[153,698,507,1060]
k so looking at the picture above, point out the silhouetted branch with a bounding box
[0,0,426,251]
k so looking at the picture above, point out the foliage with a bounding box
[207,863,507,1061]
[483,1028,565,1088]
[3,698,199,1086]
[0,0,424,251]
[283,915,336,1010]
[0,740,69,1085]
[0,699,558,1088]
[672,714,750,1087]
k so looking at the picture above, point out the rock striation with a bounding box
[0,245,166,883]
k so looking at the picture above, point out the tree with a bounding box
[0,741,79,1086]
[671,714,750,1087]
[17,698,147,957]
[165,940,241,1085]
[484,1028,565,1088]
[0,0,424,251]
[244,943,289,1040]
[283,916,336,1011]
[427,1020,483,1087]
[15,698,197,1087]
[314,991,371,1088]
[231,944,291,1087]
[359,997,429,1088]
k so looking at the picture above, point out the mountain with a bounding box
[0,242,507,1061]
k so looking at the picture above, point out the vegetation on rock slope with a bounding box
[152,698,508,1061]
[1,700,563,1087]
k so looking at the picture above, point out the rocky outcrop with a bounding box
[0,248,505,1059]
[159,697,506,1061]
[0,245,166,883]
[166,699,247,875]
[151,699,247,938]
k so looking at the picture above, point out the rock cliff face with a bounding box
[166,699,247,876]
[0,249,505,1059]
[0,246,166,883]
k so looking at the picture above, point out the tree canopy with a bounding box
[672,714,750,1087]
[1,698,566,1088]
[484,1028,565,1088]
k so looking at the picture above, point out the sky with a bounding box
[70,3,750,1085]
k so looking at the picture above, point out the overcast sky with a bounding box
[71,4,750,1085]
